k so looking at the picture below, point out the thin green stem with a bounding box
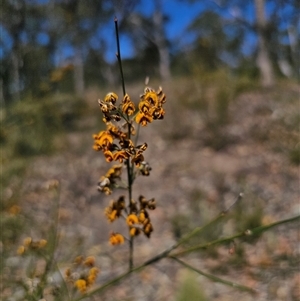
[170,257,257,294]
[174,193,243,249]
[171,214,300,257]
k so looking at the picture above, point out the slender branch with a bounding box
[171,215,300,257]
[170,256,257,294]
[224,192,243,213]
[174,193,243,249]
[72,211,299,300]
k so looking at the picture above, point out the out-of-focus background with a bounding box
[1,0,299,300]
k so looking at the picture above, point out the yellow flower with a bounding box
[139,211,146,223]
[87,274,96,286]
[136,87,166,124]
[129,227,140,237]
[23,237,32,247]
[147,198,156,210]
[84,256,95,267]
[89,267,100,276]
[113,150,130,163]
[103,150,114,162]
[122,94,135,116]
[144,222,153,238]
[105,208,118,222]
[74,255,84,265]
[109,232,125,245]
[104,92,118,104]
[38,239,47,249]
[152,107,165,120]
[105,164,123,179]
[93,131,114,150]
[138,161,152,176]
[138,100,151,113]
[131,153,144,166]
[126,214,139,226]
[135,111,153,126]
[87,267,99,285]
[75,279,87,293]
[144,91,159,106]
[107,123,127,140]
[17,245,25,255]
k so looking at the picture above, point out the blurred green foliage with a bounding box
[2,94,87,158]
[176,272,208,301]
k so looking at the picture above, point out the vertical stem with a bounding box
[114,17,126,96]
[114,16,134,270]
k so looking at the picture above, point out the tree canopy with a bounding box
[1,0,298,104]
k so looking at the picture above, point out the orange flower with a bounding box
[135,112,153,126]
[144,91,159,106]
[105,208,118,222]
[130,227,140,237]
[103,150,114,162]
[109,232,125,245]
[139,211,146,223]
[105,165,123,178]
[75,279,87,293]
[93,131,114,150]
[126,214,139,226]
[104,92,118,104]
[138,100,151,113]
[38,239,47,248]
[122,94,135,116]
[98,131,114,147]
[84,256,95,267]
[113,150,130,162]
[152,107,165,120]
[23,237,32,247]
[144,222,153,238]
[131,153,144,166]
[87,267,99,285]
[17,245,25,255]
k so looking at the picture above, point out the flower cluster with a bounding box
[93,87,166,165]
[97,164,123,195]
[93,86,165,245]
[126,195,156,238]
[93,122,147,166]
[105,195,156,238]
[65,256,100,294]
[135,87,166,126]
[17,237,47,255]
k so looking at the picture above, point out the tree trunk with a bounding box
[153,0,171,82]
[11,50,21,102]
[254,0,274,87]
